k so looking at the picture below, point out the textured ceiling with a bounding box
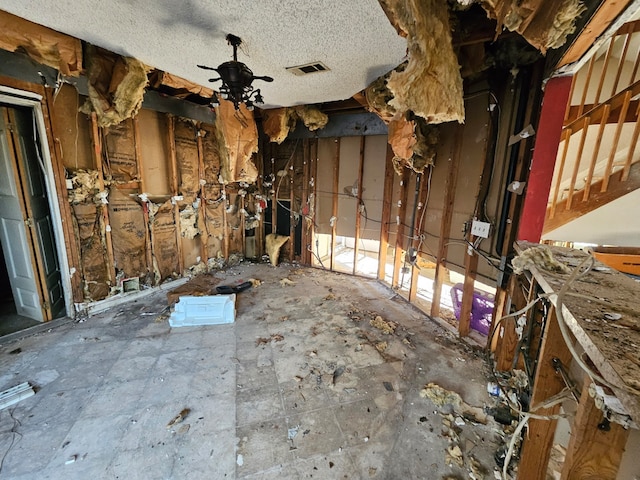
[0,0,407,108]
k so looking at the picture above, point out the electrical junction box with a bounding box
[471,220,491,238]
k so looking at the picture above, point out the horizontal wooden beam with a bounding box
[543,161,640,233]
[564,79,640,133]
[565,100,639,125]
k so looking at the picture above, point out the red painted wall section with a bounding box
[518,75,573,242]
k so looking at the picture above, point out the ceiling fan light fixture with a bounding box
[198,34,273,110]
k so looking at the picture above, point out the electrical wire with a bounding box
[0,408,22,474]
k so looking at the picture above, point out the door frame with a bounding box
[0,85,73,319]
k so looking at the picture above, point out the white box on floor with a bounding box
[169,294,236,327]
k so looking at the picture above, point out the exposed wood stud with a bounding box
[310,139,319,266]
[601,92,631,192]
[409,168,430,303]
[301,139,310,265]
[270,145,276,234]
[289,148,295,263]
[330,138,340,271]
[518,308,573,479]
[583,104,610,200]
[549,128,572,218]
[133,117,154,283]
[43,87,83,303]
[353,136,365,275]
[432,124,464,318]
[392,168,410,290]
[377,144,394,281]
[255,142,265,258]
[166,115,184,274]
[195,124,208,263]
[90,112,117,286]
[560,375,630,480]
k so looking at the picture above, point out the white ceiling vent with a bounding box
[286,62,330,76]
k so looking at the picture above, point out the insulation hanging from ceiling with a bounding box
[379,0,465,124]
[80,44,149,128]
[0,10,82,76]
[481,0,587,53]
[215,99,259,183]
[262,106,329,144]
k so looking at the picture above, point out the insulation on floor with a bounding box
[150,200,180,282]
[0,10,82,76]
[108,188,148,279]
[103,119,138,182]
[71,202,110,301]
[81,44,148,128]
[174,119,200,203]
[380,0,464,124]
[215,99,258,183]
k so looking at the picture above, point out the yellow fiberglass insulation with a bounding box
[381,0,464,124]
[262,106,328,144]
[81,45,149,128]
[293,105,329,131]
[364,73,397,122]
[263,108,297,144]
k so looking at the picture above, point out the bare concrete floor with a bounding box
[0,262,502,479]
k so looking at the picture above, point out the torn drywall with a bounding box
[72,202,110,301]
[103,119,138,182]
[265,233,289,266]
[81,44,149,128]
[150,200,180,282]
[215,99,258,183]
[149,71,214,99]
[388,114,416,162]
[108,187,148,278]
[0,10,82,76]
[174,119,200,202]
[380,0,464,124]
[387,113,439,174]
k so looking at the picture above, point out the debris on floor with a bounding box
[166,274,220,305]
[167,408,190,429]
[370,315,397,334]
[169,294,236,327]
[265,233,289,266]
[279,278,295,287]
[0,382,35,409]
[255,333,285,346]
[420,383,487,424]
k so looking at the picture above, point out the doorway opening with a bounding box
[0,95,70,335]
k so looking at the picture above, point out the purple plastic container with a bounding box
[450,283,494,336]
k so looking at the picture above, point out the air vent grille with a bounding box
[286,62,330,76]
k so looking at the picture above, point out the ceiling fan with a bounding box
[198,34,273,111]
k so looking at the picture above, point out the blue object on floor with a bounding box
[169,294,236,327]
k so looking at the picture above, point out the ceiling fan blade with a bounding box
[208,78,221,83]
[197,64,217,71]
[253,75,274,82]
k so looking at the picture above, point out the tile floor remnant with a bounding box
[0,262,502,479]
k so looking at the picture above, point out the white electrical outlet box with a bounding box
[471,220,491,238]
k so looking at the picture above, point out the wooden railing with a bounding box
[545,20,640,231]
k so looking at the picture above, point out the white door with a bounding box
[0,108,44,321]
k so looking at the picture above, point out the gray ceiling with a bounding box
[0,0,408,108]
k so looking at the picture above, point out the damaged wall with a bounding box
[47,83,253,304]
